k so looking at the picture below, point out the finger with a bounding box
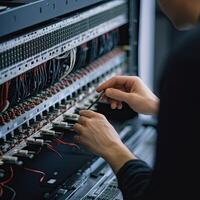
[79,110,99,118]
[117,102,123,109]
[96,76,128,92]
[78,116,89,126]
[100,95,108,102]
[104,97,121,109]
[74,135,83,144]
[74,135,89,146]
[109,99,118,109]
[101,94,114,103]
[105,88,129,102]
[73,123,84,134]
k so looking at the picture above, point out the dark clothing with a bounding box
[117,160,152,200]
[117,26,200,200]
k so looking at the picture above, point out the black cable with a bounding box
[43,63,48,89]
[2,30,121,109]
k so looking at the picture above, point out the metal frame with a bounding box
[0,14,127,84]
[0,0,106,37]
[128,0,140,75]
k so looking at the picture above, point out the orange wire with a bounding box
[0,166,13,185]
[0,166,14,197]
[47,144,63,159]
[56,138,80,149]
[0,186,3,197]
[23,167,46,182]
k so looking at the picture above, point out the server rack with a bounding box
[0,1,155,200]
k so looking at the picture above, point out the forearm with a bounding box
[102,142,136,174]
[148,97,160,115]
[102,142,152,200]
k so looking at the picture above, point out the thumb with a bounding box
[105,88,129,103]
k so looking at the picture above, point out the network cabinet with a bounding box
[0,1,155,200]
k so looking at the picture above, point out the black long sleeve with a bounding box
[116,25,200,200]
[117,160,152,200]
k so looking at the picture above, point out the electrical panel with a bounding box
[0,1,156,200]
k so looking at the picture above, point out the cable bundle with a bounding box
[0,81,10,112]
[0,30,120,113]
[73,43,89,71]
[0,48,77,112]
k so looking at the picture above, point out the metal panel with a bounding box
[128,0,140,75]
[0,14,127,84]
[0,0,106,37]
[139,0,156,90]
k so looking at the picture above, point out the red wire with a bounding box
[47,144,63,159]
[0,166,14,197]
[0,186,3,197]
[0,166,13,185]
[23,167,46,182]
[56,138,80,150]
[0,81,10,112]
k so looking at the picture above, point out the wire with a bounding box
[60,48,77,80]
[0,81,11,112]
[55,51,70,60]
[23,167,46,182]
[0,166,14,186]
[36,147,42,155]
[56,138,80,150]
[0,30,120,112]
[0,185,3,197]
[3,185,16,200]
[0,166,14,198]
[46,144,63,159]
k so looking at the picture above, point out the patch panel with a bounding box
[0,0,125,50]
[0,48,126,140]
[0,84,108,160]
[0,15,127,85]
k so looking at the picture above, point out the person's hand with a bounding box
[97,76,159,115]
[73,110,135,173]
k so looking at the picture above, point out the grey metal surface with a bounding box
[0,0,106,37]
[127,0,140,75]
[0,14,127,84]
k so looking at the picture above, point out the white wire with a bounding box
[60,47,77,80]
[55,51,70,60]
[1,100,10,113]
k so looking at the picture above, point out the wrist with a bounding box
[149,97,159,115]
[102,141,136,174]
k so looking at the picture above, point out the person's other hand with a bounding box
[74,110,135,173]
[97,76,159,115]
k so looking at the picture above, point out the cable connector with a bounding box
[2,155,23,165]
[26,138,44,146]
[40,129,56,136]
[63,114,79,123]
[15,150,34,159]
[52,122,72,129]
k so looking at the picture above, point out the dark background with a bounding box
[154,3,188,95]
